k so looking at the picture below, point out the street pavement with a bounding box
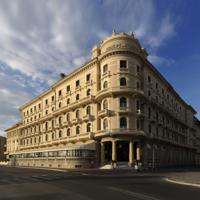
[0,166,199,200]
[168,171,200,186]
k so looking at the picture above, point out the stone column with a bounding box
[136,143,141,161]
[100,143,105,165]
[112,140,117,162]
[129,140,134,166]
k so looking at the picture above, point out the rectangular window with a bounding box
[156,82,158,89]
[103,64,108,73]
[137,65,140,73]
[45,99,48,105]
[76,80,80,87]
[38,104,41,109]
[120,60,127,68]
[58,90,62,96]
[86,74,91,82]
[52,96,54,102]
[66,85,70,92]
[148,75,151,83]
[149,124,151,133]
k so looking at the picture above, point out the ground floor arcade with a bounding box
[100,138,141,167]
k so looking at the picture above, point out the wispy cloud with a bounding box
[148,55,174,67]
[0,0,177,135]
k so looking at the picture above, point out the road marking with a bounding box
[108,186,160,200]
[165,178,200,188]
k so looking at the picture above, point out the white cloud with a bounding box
[0,0,177,136]
[148,55,174,67]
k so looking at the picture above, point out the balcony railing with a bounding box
[83,114,93,122]
[119,107,131,113]
[98,109,111,118]
[72,118,82,124]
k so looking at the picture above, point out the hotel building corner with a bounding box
[5,31,200,169]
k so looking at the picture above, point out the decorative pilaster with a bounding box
[129,140,134,166]
[100,143,105,165]
[112,140,117,162]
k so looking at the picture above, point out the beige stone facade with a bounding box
[5,32,200,169]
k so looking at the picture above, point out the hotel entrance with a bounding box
[116,141,129,162]
[101,139,142,166]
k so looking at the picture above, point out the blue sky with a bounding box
[0,0,200,136]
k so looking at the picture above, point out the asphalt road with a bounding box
[0,167,199,200]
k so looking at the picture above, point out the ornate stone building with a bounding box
[5,32,200,169]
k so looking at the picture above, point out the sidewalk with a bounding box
[167,172,200,187]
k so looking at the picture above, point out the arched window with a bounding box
[59,130,62,138]
[76,110,80,118]
[45,122,48,130]
[52,119,54,128]
[86,89,91,96]
[120,117,127,128]
[52,132,55,140]
[66,113,70,121]
[103,118,108,130]
[120,77,127,86]
[103,99,108,109]
[103,64,108,73]
[67,128,71,136]
[86,106,91,115]
[137,65,140,73]
[67,98,70,105]
[103,81,108,89]
[58,116,62,125]
[76,126,80,135]
[120,97,127,108]
[87,123,91,132]
[76,94,80,101]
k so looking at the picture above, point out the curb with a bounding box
[165,178,200,188]
[12,166,68,173]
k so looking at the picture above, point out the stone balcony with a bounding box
[96,87,144,100]
[82,114,93,122]
[98,109,111,118]
[118,107,132,114]
[72,118,82,125]
[95,128,145,139]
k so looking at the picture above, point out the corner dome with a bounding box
[99,31,148,59]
